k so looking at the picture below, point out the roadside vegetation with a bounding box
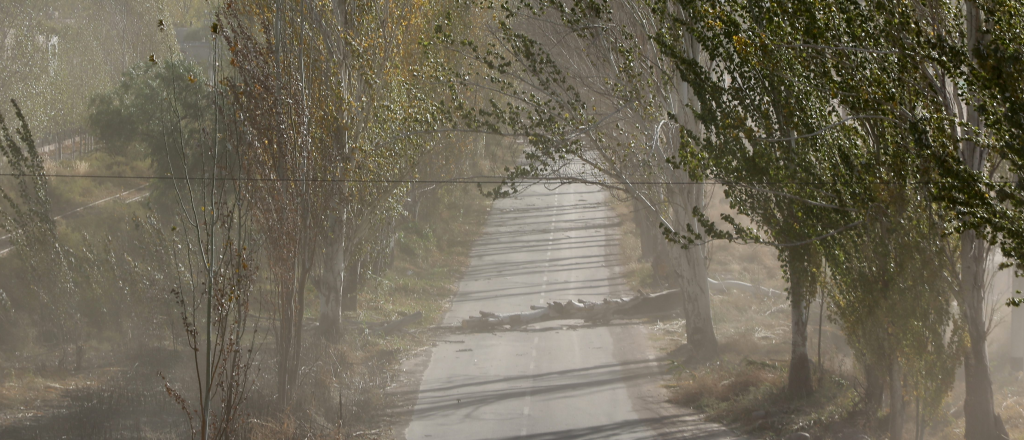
[0,1,498,439]
[616,191,1024,439]
[0,174,491,439]
[0,100,496,438]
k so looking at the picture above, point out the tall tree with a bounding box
[430,0,721,361]
[223,0,464,404]
[0,100,78,347]
[655,0,864,395]
[659,0,1024,436]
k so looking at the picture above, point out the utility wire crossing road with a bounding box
[401,184,745,440]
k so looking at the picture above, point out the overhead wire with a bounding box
[0,173,1011,186]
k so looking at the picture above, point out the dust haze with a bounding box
[1,1,1023,440]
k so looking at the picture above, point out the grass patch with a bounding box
[45,152,150,215]
[669,358,860,438]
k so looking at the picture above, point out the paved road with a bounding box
[403,183,743,440]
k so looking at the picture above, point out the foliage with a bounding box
[88,59,216,179]
[427,0,723,361]
[220,0,474,411]
[0,100,79,346]
[0,100,54,254]
[655,0,1021,436]
[9,64,258,437]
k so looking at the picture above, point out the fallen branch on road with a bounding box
[461,290,680,330]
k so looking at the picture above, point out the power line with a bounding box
[0,172,1008,186]
[0,173,505,184]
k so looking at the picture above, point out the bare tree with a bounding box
[151,22,260,440]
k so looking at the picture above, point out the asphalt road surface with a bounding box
[402,183,743,440]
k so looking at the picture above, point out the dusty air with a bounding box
[0,1,1022,439]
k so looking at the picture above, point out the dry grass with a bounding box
[0,344,193,439]
[44,152,151,215]
[666,355,862,439]
[670,359,787,411]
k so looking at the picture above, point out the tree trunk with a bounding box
[277,276,295,405]
[1011,275,1024,372]
[651,233,674,286]
[289,262,311,391]
[341,258,360,313]
[786,245,817,399]
[659,32,718,362]
[960,4,1007,438]
[634,200,658,262]
[667,176,718,362]
[961,230,1006,440]
[317,226,345,339]
[864,358,885,414]
[316,0,351,340]
[890,358,904,440]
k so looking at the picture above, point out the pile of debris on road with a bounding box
[461,289,680,330]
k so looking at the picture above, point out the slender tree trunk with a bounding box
[315,0,351,340]
[318,222,345,338]
[277,276,294,405]
[890,358,904,440]
[341,258,360,312]
[961,230,1006,440]
[816,296,824,382]
[290,263,311,390]
[864,358,885,414]
[786,245,817,399]
[960,4,1007,438]
[667,176,718,362]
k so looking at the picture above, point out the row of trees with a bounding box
[424,0,1023,439]
[665,1,1024,438]
[3,0,484,438]
[5,0,1023,438]
[87,0,480,436]
[219,0,463,407]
